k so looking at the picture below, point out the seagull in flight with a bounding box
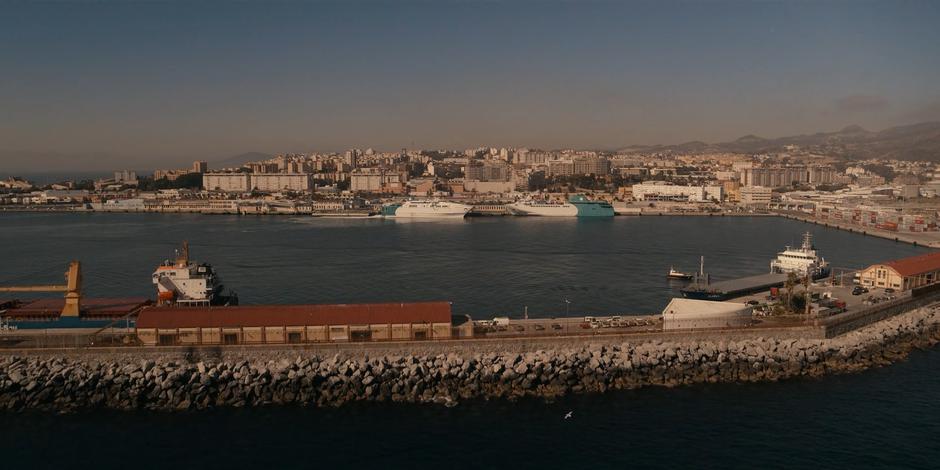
[564,411,573,420]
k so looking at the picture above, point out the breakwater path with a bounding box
[2,302,939,412]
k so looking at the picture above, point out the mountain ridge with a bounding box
[619,121,940,161]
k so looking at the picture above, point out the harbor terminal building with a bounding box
[135,301,457,346]
[857,251,940,291]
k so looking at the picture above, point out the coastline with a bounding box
[776,212,940,248]
[2,208,935,249]
[2,300,938,412]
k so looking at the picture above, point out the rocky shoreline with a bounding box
[2,304,939,412]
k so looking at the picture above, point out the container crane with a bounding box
[0,261,82,316]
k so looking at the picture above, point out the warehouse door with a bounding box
[350,329,372,342]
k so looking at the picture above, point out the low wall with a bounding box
[0,302,937,412]
[821,287,940,338]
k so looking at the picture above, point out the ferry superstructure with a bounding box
[770,232,831,279]
[388,200,472,218]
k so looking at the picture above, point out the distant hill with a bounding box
[210,152,272,169]
[620,122,940,161]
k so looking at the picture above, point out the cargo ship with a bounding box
[681,234,831,301]
[770,232,831,279]
[153,241,237,306]
[382,200,472,218]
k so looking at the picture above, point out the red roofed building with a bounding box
[858,251,940,290]
[136,301,454,346]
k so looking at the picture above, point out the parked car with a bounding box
[746,300,760,306]
[533,324,545,331]
[551,323,563,330]
[884,288,896,294]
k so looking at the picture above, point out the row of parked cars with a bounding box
[474,315,660,334]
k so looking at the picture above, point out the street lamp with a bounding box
[564,298,571,317]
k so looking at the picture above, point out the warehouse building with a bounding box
[136,301,453,346]
[857,252,940,291]
[661,298,752,330]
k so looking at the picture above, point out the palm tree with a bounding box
[802,272,812,315]
[784,272,798,313]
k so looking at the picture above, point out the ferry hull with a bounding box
[507,203,578,217]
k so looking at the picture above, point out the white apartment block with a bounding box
[632,182,724,202]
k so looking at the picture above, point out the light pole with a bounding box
[565,298,571,317]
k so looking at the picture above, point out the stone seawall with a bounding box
[2,304,939,412]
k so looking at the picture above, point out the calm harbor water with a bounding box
[1,213,938,468]
[0,213,930,316]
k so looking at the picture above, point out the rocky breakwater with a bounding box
[2,304,940,412]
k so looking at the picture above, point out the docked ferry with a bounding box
[509,195,614,217]
[385,200,472,218]
[569,195,615,217]
[770,232,831,279]
[152,242,237,306]
[507,199,578,217]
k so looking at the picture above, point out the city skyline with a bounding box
[3,1,940,171]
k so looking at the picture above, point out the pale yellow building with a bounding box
[857,252,940,290]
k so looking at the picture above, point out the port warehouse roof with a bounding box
[136,301,453,329]
[662,299,750,318]
[881,251,940,276]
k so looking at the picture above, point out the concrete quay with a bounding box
[0,299,938,412]
[776,211,940,248]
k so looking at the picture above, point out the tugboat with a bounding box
[666,266,694,281]
[770,232,831,279]
[152,241,237,306]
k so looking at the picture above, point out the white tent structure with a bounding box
[662,298,752,330]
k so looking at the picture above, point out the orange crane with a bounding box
[0,261,82,316]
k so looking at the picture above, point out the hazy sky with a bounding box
[2,0,940,171]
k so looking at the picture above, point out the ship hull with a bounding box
[393,201,471,218]
[507,203,578,217]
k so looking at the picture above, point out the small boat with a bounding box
[667,266,694,280]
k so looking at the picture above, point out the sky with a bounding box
[2,0,940,171]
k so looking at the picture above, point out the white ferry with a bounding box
[770,232,831,279]
[152,241,237,306]
[507,199,578,217]
[390,200,472,218]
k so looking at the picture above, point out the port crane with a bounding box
[0,261,83,316]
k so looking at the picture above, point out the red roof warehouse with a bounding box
[858,251,940,290]
[135,301,456,346]
[137,301,452,328]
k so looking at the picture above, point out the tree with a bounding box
[784,272,798,313]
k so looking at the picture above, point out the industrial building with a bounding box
[857,252,940,290]
[203,173,313,193]
[661,298,752,330]
[136,301,454,346]
[350,168,406,193]
[632,182,724,202]
[739,186,773,206]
